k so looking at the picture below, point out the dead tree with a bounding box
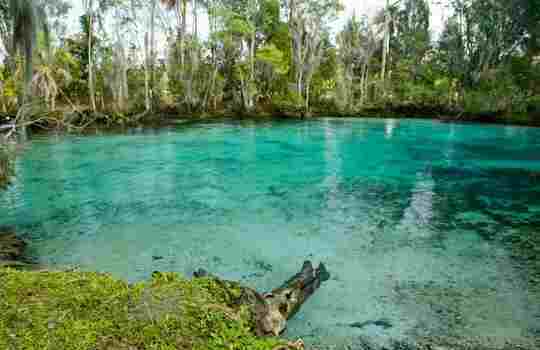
[194,260,330,336]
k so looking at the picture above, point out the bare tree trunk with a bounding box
[193,0,198,39]
[144,33,151,111]
[23,41,33,105]
[193,261,330,337]
[88,0,97,112]
[360,63,366,106]
[203,0,216,112]
[381,0,390,97]
[250,32,255,82]
[187,0,199,110]
[149,0,157,111]
[305,78,311,114]
[297,71,303,98]
[180,0,187,105]
[113,7,129,112]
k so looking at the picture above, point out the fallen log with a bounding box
[193,260,330,337]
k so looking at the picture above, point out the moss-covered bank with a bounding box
[0,229,537,350]
[0,268,292,350]
[1,268,538,350]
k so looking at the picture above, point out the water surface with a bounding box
[1,118,539,348]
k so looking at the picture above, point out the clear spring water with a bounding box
[1,118,539,347]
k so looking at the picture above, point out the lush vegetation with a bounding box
[0,0,539,124]
[0,268,289,350]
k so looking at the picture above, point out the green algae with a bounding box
[0,145,13,189]
[0,269,284,350]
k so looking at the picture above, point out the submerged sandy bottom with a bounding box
[1,119,539,347]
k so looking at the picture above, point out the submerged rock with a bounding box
[0,145,14,188]
[0,229,26,260]
[336,334,539,350]
[349,319,393,330]
[0,228,34,269]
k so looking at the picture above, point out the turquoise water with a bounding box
[1,118,540,347]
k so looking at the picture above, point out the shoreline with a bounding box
[1,230,538,350]
[2,106,540,136]
[1,115,539,350]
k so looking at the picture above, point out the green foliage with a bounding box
[272,90,304,112]
[0,269,285,350]
[311,47,338,109]
[0,65,19,112]
[256,44,288,75]
[258,0,280,37]
[1,0,538,121]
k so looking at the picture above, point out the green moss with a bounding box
[0,269,284,350]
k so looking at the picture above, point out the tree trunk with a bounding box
[22,39,33,105]
[305,75,312,114]
[250,32,255,82]
[88,1,97,112]
[360,63,366,106]
[365,64,370,103]
[149,0,157,111]
[193,260,330,337]
[380,0,390,97]
[180,0,187,105]
[297,71,303,98]
[193,0,198,40]
[144,33,151,111]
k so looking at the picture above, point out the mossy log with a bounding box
[194,260,330,337]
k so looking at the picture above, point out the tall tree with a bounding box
[8,0,47,104]
[289,0,342,113]
[395,0,430,79]
[82,0,97,111]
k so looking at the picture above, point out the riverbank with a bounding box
[1,117,539,350]
[1,231,538,350]
[0,268,293,350]
[1,104,540,134]
[1,268,537,350]
[0,230,288,349]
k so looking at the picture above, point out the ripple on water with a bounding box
[1,118,539,348]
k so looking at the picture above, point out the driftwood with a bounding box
[194,260,330,337]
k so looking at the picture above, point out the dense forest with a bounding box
[0,0,540,124]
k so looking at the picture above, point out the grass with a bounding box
[0,269,285,350]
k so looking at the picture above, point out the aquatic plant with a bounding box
[0,144,14,188]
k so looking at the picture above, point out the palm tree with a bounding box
[33,52,71,110]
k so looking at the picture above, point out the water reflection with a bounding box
[1,119,540,348]
[397,170,435,240]
[385,119,397,139]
